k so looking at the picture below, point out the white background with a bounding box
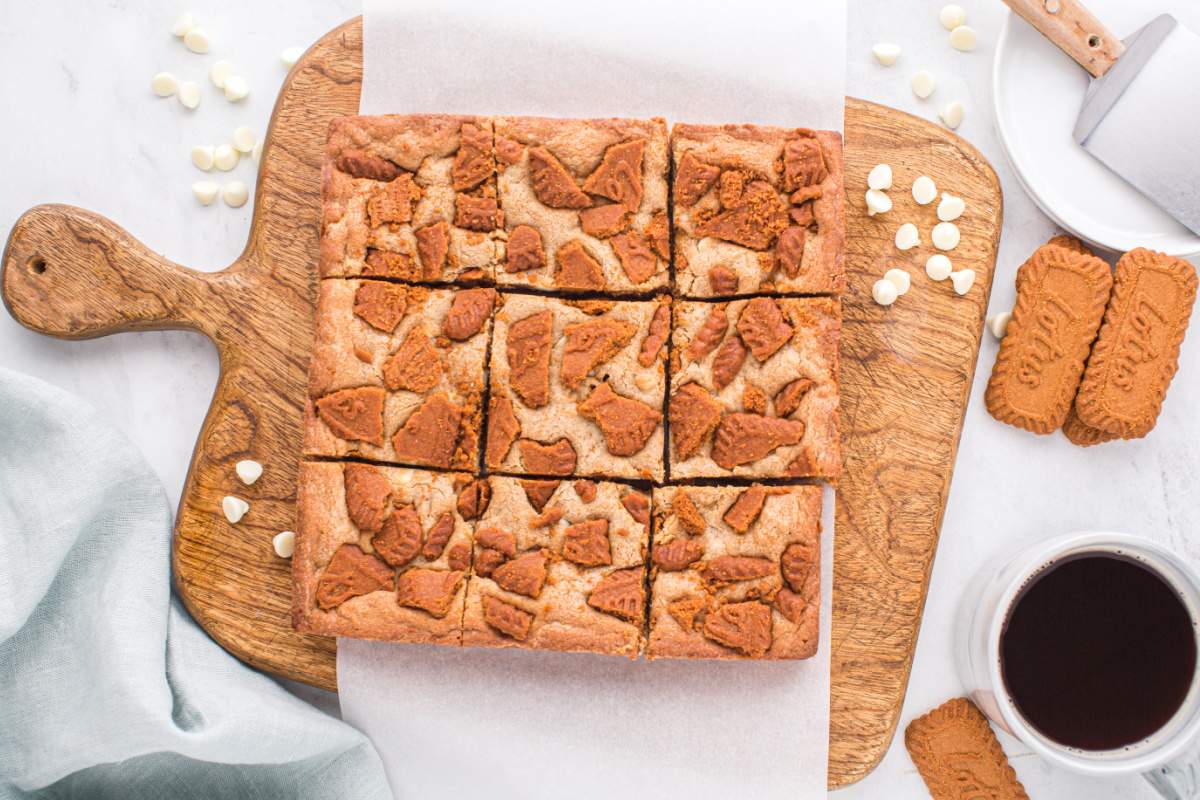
[1,2,1195,798]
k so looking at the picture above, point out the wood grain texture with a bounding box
[1001,0,1124,76]
[1,17,1002,788]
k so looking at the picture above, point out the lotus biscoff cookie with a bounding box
[905,698,1029,800]
[1074,248,1198,439]
[985,243,1112,434]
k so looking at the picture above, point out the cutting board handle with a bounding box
[1002,0,1125,77]
[2,204,226,341]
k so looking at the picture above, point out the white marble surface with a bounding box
[1,2,1196,798]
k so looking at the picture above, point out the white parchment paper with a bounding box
[340,3,845,797]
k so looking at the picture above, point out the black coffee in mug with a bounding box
[1000,552,1197,751]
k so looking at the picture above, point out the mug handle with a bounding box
[1144,742,1200,799]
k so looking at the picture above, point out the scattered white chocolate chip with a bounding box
[177,81,201,110]
[191,145,215,171]
[868,163,893,191]
[223,75,249,102]
[937,192,966,222]
[151,72,178,97]
[866,189,893,217]
[926,254,953,281]
[236,459,263,485]
[222,495,249,524]
[895,223,920,251]
[281,46,304,68]
[939,4,966,30]
[232,126,256,153]
[634,372,656,391]
[192,181,219,206]
[949,25,977,52]
[987,311,1013,339]
[209,59,233,89]
[912,176,937,205]
[273,531,296,559]
[213,144,238,171]
[912,70,936,99]
[183,27,210,54]
[950,268,976,295]
[932,221,962,251]
[872,278,899,306]
[872,43,901,67]
[940,100,965,129]
[252,140,262,162]
[222,181,249,208]
[884,268,912,296]
[171,12,196,38]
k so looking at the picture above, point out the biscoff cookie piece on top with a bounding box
[494,116,670,294]
[461,476,650,657]
[304,280,494,471]
[647,485,820,660]
[671,123,845,298]
[668,297,841,480]
[293,461,476,644]
[321,114,501,283]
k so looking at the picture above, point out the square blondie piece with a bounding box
[486,293,669,481]
[462,476,651,657]
[668,297,841,480]
[303,280,494,471]
[293,461,476,644]
[647,485,820,660]
[671,123,844,298]
[321,114,501,283]
[494,116,670,294]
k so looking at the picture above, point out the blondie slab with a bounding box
[303,280,493,471]
[668,297,841,479]
[671,123,844,298]
[321,114,501,283]
[486,293,669,481]
[293,461,475,643]
[494,116,670,294]
[647,485,821,660]
[461,476,650,657]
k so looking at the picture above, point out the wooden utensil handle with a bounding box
[2,204,223,341]
[1002,0,1125,77]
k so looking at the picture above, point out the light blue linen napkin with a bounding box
[0,367,392,799]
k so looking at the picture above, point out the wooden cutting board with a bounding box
[0,17,1001,789]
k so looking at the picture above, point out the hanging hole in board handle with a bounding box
[1088,34,1102,48]
[27,255,46,275]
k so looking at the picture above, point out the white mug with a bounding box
[955,531,1200,798]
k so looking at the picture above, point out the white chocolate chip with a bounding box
[987,311,1013,339]
[872,43,901,67]
[232,126,257,153]
[192,181,219,206]
[912,176,937,205]
[884,268,912,296]
[868,163,893,191]
[895,223,920,251]
[151,72,178,97]
[912,70,936,99]
[213,144,239,171]
[252,140,263,162]
[634,373,655,391]
[191,145,215,170]
[183,27,210,54]
[872,279,899,306]
[177,81,201,110]
[273,531,296,559]
[937,192,966,222]
[223,75,249,102]
[939,4,966,30]
[932,221,961,251]
[222,181,249,208]
[940,101,965,129]
[222,495,249,524]
[925,254,953,281]
[170,12,195,38]
[281,46,304,68]
[236,459,263,485]
[209,59,233,89]
[866,189,893,216]
[949,25,977,52]
[950,268,976,295]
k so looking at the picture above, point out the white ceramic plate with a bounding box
[994,1,1200,257]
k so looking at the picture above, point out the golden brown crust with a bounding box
[905,698,1029,800]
